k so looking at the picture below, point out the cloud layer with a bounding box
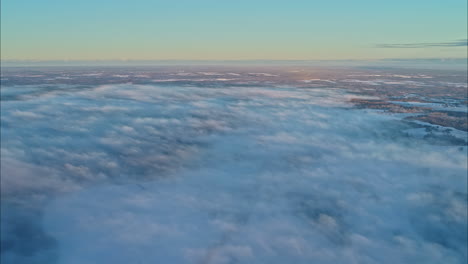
[1,68,467,264]
[376,39,468,48]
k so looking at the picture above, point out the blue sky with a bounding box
[1,0,467,60]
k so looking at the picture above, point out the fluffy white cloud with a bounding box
[1,68,466,264]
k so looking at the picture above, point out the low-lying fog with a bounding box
[1,68,467,264]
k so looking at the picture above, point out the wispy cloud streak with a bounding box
[376,39,467,48]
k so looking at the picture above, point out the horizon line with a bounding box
[2,58,467,62]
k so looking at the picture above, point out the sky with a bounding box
[1,0,467,61]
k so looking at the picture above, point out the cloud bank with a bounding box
[376,39,468,48]
[1,68,467,264]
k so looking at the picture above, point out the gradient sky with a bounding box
[1,0,467,60]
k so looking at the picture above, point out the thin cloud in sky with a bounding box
[376,39,468,48]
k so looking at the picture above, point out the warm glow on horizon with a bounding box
[1,0,467,61]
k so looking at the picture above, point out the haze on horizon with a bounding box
[1,0,467,61]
